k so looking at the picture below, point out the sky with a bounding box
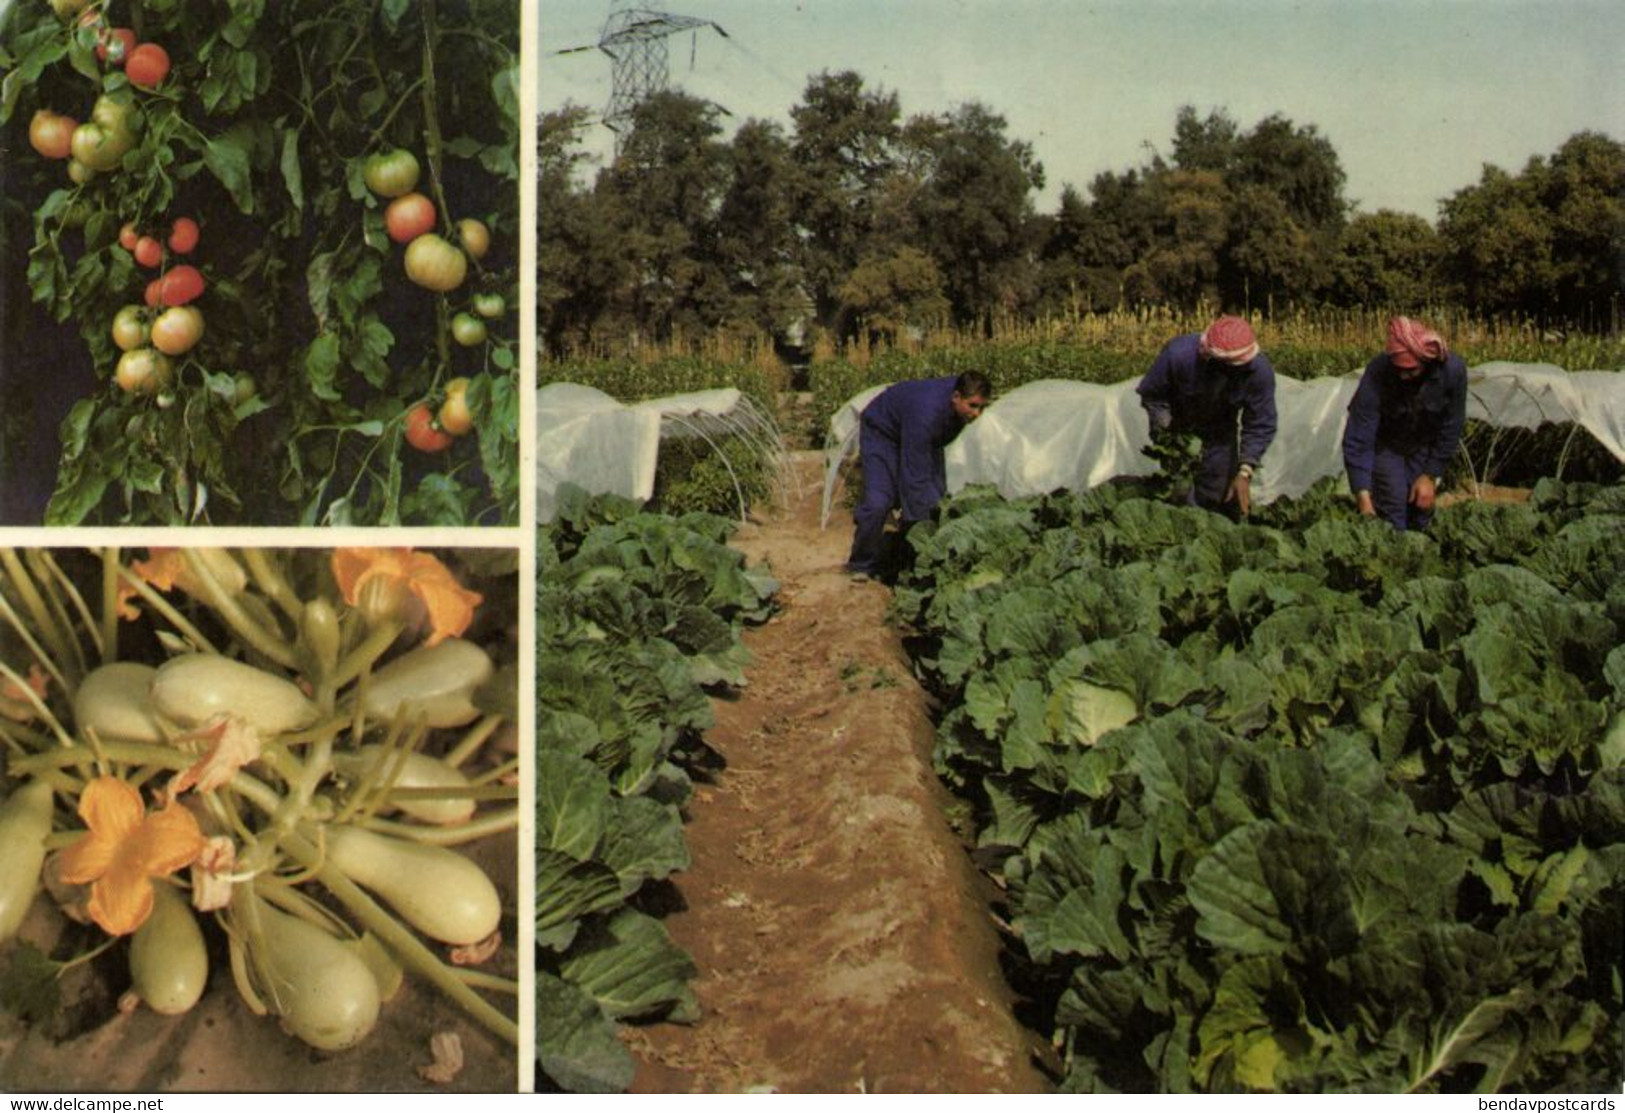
[538,0,1625,221]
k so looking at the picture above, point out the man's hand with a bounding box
[1409,474,1437,511]
[1356,490,1377,517]
[1225,473,1251,516]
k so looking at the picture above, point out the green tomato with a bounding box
[403,233,467,293]
[70,122,130,172]
[450,312,487,347]
[471,292,506,320]
[111,305,150,352]
[362,148,420,199]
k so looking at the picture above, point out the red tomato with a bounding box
[125,43,170,89]
[404,404,453,453]
[385,193,437,244]
[156,265,205,307]
[143,278,162,308]
[98,28,136,64]
[133,236,163,268]
[119,222,139,251]
[167,217,199,254]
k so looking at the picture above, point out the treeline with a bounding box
[540,71,1624,355]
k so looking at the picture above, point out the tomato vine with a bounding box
[1,0,520,525]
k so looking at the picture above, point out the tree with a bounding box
[1538,132,1625,325]
[788,71,902,334]
[1328,210,1442,308]
[900,101,1045,331]
[1438,163,1557,318]
[1123,170,1229,308]
[1231,113,1348,236]
[539,105,622,354]
[715,119,804,338]
[837,247,949,343]
[597,92,732,340]
[1170,106,1238,174]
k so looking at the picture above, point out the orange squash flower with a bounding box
[332,549,482,647]
[117,548,246,621]
[0,664,49,723]
[56,777,205,936]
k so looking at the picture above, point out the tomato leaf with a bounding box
[304,333,341,401]
[355,315,394,389]
[382,0,413,31]
[204,125,257,214]
[279,127,305,211]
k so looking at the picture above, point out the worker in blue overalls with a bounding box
[1342,316,1468,531]
[845,371,991,582]
[1136,315,1278,518]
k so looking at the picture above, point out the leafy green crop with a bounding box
[897,477,1625,1092]
[537,487,777,1092]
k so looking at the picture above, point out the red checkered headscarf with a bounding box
[1199,316,1259,366]
[1386,316,1449,369]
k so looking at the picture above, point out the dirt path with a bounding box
[626,452,1050,1094]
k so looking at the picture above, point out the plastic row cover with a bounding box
[821,364,1625,526]
[538,383,778,521]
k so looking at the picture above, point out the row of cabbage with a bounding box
[893,478,1625,1092]
[537,486,777,1092]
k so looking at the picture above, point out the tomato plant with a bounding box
[1,0,520,526]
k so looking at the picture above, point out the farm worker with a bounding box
[1136,315,1278,518]
[845,371,992,582]
[1342,316,1468,531]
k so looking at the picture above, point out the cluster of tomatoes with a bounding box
[364,148,504,454]
[27,3,173,183]
[109,217,207,395]
[76,7,171,87]
[404,378,475,454]
[28,3,195,397]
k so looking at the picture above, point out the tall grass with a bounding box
[807,307,1625,437]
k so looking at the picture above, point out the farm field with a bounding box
[538,344,1624,1093]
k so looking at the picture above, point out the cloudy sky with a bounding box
[538,0,1624,220]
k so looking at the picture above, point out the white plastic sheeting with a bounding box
[538,383,789,522]
[820,363,1625,525]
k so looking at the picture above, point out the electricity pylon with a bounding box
[556,0,728,151]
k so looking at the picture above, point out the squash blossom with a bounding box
[0,664,49,723]
[169,713,262,796]
[56,776,205,936]
[116,548,247,620]
[332,549,483,646]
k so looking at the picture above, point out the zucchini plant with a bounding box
[0,546,518,1059]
